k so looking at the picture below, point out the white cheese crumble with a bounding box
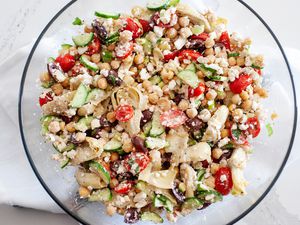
[228,66,241,82]
[119,30,133,42]
[174,37,187,50]
[168,80,177,90]
[180,27,193,39]
[199,109,211,122]
[218,137,230,148]
[139,68,151,80]
[154,26,165,38]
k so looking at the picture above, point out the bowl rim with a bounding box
[18,0,298,224]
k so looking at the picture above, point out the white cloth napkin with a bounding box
[0,43,299,215]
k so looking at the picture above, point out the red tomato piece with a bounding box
[115,41,134,59]
[124,152,150,175]
[229,74,253,94]
[70,64,84,77]
[188,83,206,98]
[55,54,75,72]
[229,124,247,145]
[219,31,231,50]
[164,51,179,62]
[39,92,53,107]
[160,109,188,128]
[245,117,261,138]
[178,49,202,62]
[254,68,262,76]
[151,12,172,28]
[115,104,134,122]
[122,18,143,39]
[139,19,151,34]
[190,33,209,41]
[114,180,134,194]
[86,37,101,55]
[214,167,233,195]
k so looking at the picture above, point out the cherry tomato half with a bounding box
[245,117,261,138]
[160,109,188,128]
[114,180,134,194]
[229,124,247,145]
[139,19,151,34]
[70,64,84,77]
[254,68,262,76]
[39,92,53,107]
[219,31,231,50]
[122,18,143,39]
[124,152,150,175]
[188,83,206,98]
[229,74,253,94]
[86,37,101,56]
[215,167,233,195]
[115,104,134,122]
[115,41,134,59]
[178,49,202,62]
[55,54,75,72]
[164,51,179,62]
[190,32,209,41]
[151,12,172,28]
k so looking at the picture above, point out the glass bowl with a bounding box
[18,0,297,224]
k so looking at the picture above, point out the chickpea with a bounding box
[205,38,215,49]
[242,100,252,111]
[134,54,144,65]
[186,108,198,119]
[157,98,171,111]
[196,70,205,79]
[129,66,138,75]
[236,57,245,66]
[221,129,229,138]
[240,91,249,101]
[228,57,236,66]
[142,80,152,92]
[228,103,236,112]
[84,25,93,33]
[107,43,116,51]
[212,148,223,160]
[107,112,116,123]
[178,16,189,27]
[123,141,133,153]
[173,23,180,30]
[161,69,174,82]
[48,121,61,134]
[232,108,243,120]
[91,54,101,63]
[79,186,91,198]
[59,121,65,130]
[74,132,86,143]
[255,87,268,98]
[231,94,241,105]
[137,64,145,70]
[98,62,111,70]
[77,107,88,117]
[40,72,51,83]
[51,83,64,96]
[178,99,189,111]
[149,93,159,104]
[98,77,108,90]
[165,28,178,39]
[110,152,119,162]
[204,48,214,56]
[111,60,121,70]
[205,176,215,188]
[61,77,70,89]
[109,178,119,189]
[210,163,220,175]
[123,75,135,85]
[66,122,76,133]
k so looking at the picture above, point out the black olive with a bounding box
[132,136,148,153]
[198,202,211,210]
[70,133,81,145]
[124,208,139,224]
[171,185,185,203]
[117,172,134,182]
[92,20,108,41]
[47,62,64,80]
[110,160,122,174]
[106,70,122,86]
[99,116,110,127]
[185,117,203,131]
[173,93,185,105]
[186,38,206,52]
[140,110,153,127]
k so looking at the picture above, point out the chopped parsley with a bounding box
[231,128,242,140]
[228,52,240,57]
[266,123,273,136]
[251,64,263,69]
[223,143,234,150]
[72,17,83,25]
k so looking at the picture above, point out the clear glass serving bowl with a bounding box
[18,0,297,224]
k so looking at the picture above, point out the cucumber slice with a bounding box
[145,137,169,150]
[85,89,104,103]
[88,188,112,202]
[60,157,70,169]
[40,116,60,135]
[141,212,163,224]
[191,25,205,35]
[199,63,216,77]
[147,0,170,10]
[61,44,73,50]
[104,139,122,152]
[196,169,206,181]
[149,111,165,137]
[143,122,152,136]
[154,194,173,212]
[149,75,162,85]
[181,197,203,213]
[177,70,200,88]
[168,0,180,7]
[95,11,120,19]
[41,80,54,88]
[80,55,99,72]
[75,116,94,132]
[72,33,94,47]
[89,161,111,184]
[101,50,113,62]
[207,100,215,110]
[70,83,89,108]
[186,63,196,73]
[61,143,76,153]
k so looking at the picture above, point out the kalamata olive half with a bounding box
[172,185,185,203]
[132,136,148,153]
[106,70,122,86]
[117,172,134,182]
[173,93,185,105]
[186,38,205,52]
[92,20,108,41]
[140,109,153,127]
[185,117,203,131]
[124,208,139,224]
[47,62,65,82]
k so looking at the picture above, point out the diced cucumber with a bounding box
[70,83,89,108]
[136,180,148,191]
[197,190,223,203]
[191,25,205,35]
[136,38,153,55]
[60,157,70,169]
[72,17,83,25]
[61,43,73,50]
[177,70,200,89]
[61,143,76,152]
[207,100,215,110]
[101,50,113,62]
[196,169,206,181]
[80,55,99,72]
[41,80,54,88]
[105,32,120,45]
[158,81,164,89]
[88,188,112,202]
[149,75,162,85]
[104,139,122,152]
[251,64,263,69]
[147,0,170,10]
[85,88,104,103]
[181,197,203,213]
[168,0,180,7]
[89,161,111,184]
[199,63,216,77]
[141,212,163,224]
[143,122,152,136]
[186,63,196,73]
[149,111,165,137]
[145,137,169,150]
[72,33,94,47]
[40,116,60,135]
[154,194,173,212]
[75,116,94,132]
[95,11,121,19]
[187,138,197,146]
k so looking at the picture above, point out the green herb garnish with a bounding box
[231,128,242,140]
[228,52,240,57]
[251,64,263,69]
[266,123,273,136]
[72,17,83,25]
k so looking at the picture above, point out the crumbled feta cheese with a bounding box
[115,42,132,58]
[77,46,88,55]
[245,56,252,67]
[164,57,180,72]
[215,57,229,68]
[174,37,187,50]
[214,23,226,37]
[147,63,154,72]
[91,118,100,130]
[197,56,210,64]
[133,43,143,54]
[168,80,177,90]
[154,26,165,38]
[228,66,241,82]
[152,85,163,97]
[220,174,227,182]
[139,68,151,80]
[180,27,193,39]
[218,137,230,148]
[206,64,223,75]
[160,9,171,24]
[239,123,249,131]
[119,30,133,42]
[199,109,211,122]
[209,31,217,40]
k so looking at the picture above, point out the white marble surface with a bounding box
[0,0,299,224]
